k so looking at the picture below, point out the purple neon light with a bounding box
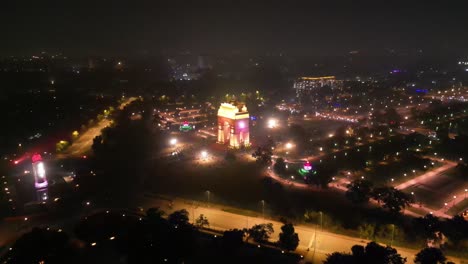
[35,181,48,189]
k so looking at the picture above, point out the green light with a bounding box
[179,124,193,132]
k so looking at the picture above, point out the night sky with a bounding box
[1,0,468,56]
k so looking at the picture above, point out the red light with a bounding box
[82,155,87,159]
[31,153,42,163]
[14,160,19,165]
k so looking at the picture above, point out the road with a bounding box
[139,195,466,264]
[57,97,137,158]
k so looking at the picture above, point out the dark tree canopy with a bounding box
[273,157,287,176]
[195,214,209,228]
[371,186,413,214]
[6,228,74,263]
[323,252,355,264]
[278,223,300,251]
[247,223,274,243]
[146,207,165,220]
[222,229,245,250]
[364,241,406,264]
[414,248,447,264]
[346,179,373,204]
[324,241,406,264]
[252,146,273,166]
[308,165,334,188]
[413,214,441,239]
[89,99,158,204]
[442,215,468,246]
[168,209,190,227]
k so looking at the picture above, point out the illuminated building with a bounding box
[294,76,342,97]
[31,153,48,189]
[217,102,250,148]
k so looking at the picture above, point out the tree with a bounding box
[364,241,406,264]
[247,223,274,243]
[324,242,406,264]
[413,214,441,239]
[147,207,165,221]
[414,248,446,264]
[273,157,287,176]
[346,179,373,204]
[371,186,413,214]
[278,223,299,251]
[308,165,334,188]
[358,223,376,240]
[222,229,245,250]
[252,146,273,165]
[89,100,157,204]
[442,215,468,246]
[323,252,354,264]
[168,209,190,227]
[6,227,74,263]
[195,214,209,228]
[351,245,365,262]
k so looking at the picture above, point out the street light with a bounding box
[169,138,177,146]
[390,224,395,247]
[206,190,210,205]
[453,195,457,207]
[319,211,323,231]
[285,142,293,150]
[267,118,278,128]
[261,200,265,219]
[201,150,208,160]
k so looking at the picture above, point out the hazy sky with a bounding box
[1,0,467,56]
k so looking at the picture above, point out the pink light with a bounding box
[303,161,312,171]
[239,121,245,129]
[31,153,42,163]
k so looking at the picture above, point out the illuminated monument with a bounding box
[31,153,48,189]
[217,102,250,148]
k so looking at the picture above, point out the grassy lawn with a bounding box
[403,168,466,211]
[406,206,431,216]
[222,207,260,218]
[404,187,441,211]
[447,199,468,215]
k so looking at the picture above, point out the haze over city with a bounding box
[0,1,467,264]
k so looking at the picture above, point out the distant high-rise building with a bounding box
[293,76,342,98]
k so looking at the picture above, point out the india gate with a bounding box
[217,102,250,148]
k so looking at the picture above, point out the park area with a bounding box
[403,167,467,214]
